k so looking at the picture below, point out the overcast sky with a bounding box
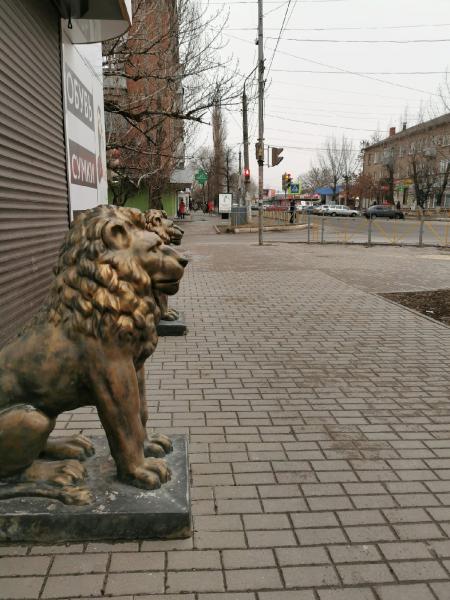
[196,0,450,191]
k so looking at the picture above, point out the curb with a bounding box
[215,224,312,234]
[377,292,450,330]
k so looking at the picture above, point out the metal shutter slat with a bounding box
[0,0,69,347]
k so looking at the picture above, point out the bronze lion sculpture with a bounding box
[144,209,184,321]
[0,205,188,504]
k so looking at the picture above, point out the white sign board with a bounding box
[61,33,107,219]
[219,193,232,213]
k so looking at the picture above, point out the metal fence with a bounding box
[262,211,450,247]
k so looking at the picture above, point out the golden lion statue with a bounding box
[144,209,184,321]
[0,205,188,504]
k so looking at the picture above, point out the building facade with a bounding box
[362,114,450,209]
[103,0,187,216]
[0,0,131,346]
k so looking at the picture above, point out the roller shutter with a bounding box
[0,0,69,346]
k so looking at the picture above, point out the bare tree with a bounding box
[408,140,450,209]
[301,164,332,194]
[319,135,356,203]
[209,101,227,207]
[104,0,240,208]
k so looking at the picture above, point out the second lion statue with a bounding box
[144,209,184,321]
[0,205,188,504]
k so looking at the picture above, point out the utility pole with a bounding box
[242,84,250,214]
[257,0,264,245]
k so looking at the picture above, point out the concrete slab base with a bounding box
[157,313,187,336]
[0,435,191,544]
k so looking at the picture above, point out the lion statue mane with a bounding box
[0,204,188,505]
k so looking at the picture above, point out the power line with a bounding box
[226,32,441,96]
[264,111,379,131]
[269,78,426,101]
[272,69,449,75]
[265,0,294,78]
[267,36,450,43]
[203,0,347,3]
[224,23,450,31]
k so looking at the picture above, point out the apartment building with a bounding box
[103,0,187,216]
[362,113,450,209]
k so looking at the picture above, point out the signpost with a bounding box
[219,193,232,214]
[195,170,208,210]
[195,169,208,185]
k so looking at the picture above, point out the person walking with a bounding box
[289,198,296,224]
[396,200,401,210]
[179,199,186,220]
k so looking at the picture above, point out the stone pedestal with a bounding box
[0,435,191,544]
[157,313,187,336]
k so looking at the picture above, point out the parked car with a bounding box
[313,204,329,215]
[322,205,360,217]
[364,205,405,219]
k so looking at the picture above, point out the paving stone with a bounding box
[328,544,381,563]
[283,565,339,587]
[337,562,395,584]
[0,556,50,576]
[390,560,448,581]
[318,590,376,600]
[51,553,108,574]
[377,583,436,600]
[225,568,282,591]
[199,595,255,600]
[43,575,105,598]
[167,570,225,593]
[276,546,330,566]
[379,541,433,560]
[430,582,450,600]
[168,550,221,570]
[0,577,43,599]
[259,592,315,600]
[109,551,165,572]
[222,549,275,569]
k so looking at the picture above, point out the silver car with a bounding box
[323,205,359,217]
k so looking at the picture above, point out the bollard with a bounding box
[418,216,424,247]
[367,216,372,246]
[307,212,311,243]
[321,216,325,244]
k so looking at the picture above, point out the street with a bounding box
[2,214,449,599]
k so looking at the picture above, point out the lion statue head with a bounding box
[144,209,184,246]
[45,205,188,355]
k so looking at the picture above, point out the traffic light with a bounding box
[243,167,250,182]
[255,142,264,162]
[272,147,284,167]
[282,173,293,191]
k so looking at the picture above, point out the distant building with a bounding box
[362,114,450,209]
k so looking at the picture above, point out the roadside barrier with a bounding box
[262,212,450,247]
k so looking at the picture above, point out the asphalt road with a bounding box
[266,215,450,246]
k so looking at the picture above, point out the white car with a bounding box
[322,205,359,217]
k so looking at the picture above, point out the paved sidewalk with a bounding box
[1,215,450,600]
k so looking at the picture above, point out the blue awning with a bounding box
[315,186,344,195]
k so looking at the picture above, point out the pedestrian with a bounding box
[178,199,186,220]
[396,200,401,210]
[289,198,296,224]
